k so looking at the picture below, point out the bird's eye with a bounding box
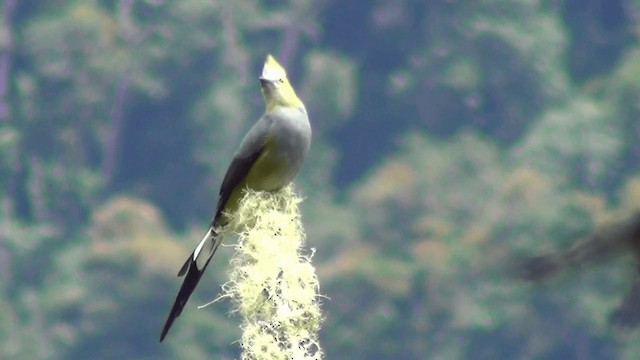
[277,78,284,83]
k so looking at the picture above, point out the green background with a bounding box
[1,0,640,358]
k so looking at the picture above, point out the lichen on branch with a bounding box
[223,185,323,360]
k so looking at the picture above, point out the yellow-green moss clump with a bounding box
[223,185,323,360]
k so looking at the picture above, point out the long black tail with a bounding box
[159,257,210,342]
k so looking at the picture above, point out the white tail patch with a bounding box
[193,227,214,270]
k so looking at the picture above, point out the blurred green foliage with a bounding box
[2,0,640,358]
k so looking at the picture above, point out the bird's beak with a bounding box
[259,77,272,86]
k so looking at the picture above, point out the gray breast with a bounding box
[269,106,312,174]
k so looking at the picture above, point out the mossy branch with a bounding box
[223,185,323,360]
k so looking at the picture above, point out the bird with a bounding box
[514,210,640,328]
[159,54,311,342]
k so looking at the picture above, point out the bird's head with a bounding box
[259,54,303,111]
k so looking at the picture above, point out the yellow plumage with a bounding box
[260,54,304,111]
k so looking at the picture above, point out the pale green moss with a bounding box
[224,185,323,360]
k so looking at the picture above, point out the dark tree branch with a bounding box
[102,0,135,184]
[103,75,130,185]
[278,1,322,68]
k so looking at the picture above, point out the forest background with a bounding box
[1,0,640,359]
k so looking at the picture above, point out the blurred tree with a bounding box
[320,130,640,358]
[511,95,622,190]
[38,196,239,359]
[562,0,635,82]
[329,0,570,185]
[3,0,640,358]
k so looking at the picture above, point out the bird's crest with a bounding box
[260,54,303,110]
[261,54,287,82]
